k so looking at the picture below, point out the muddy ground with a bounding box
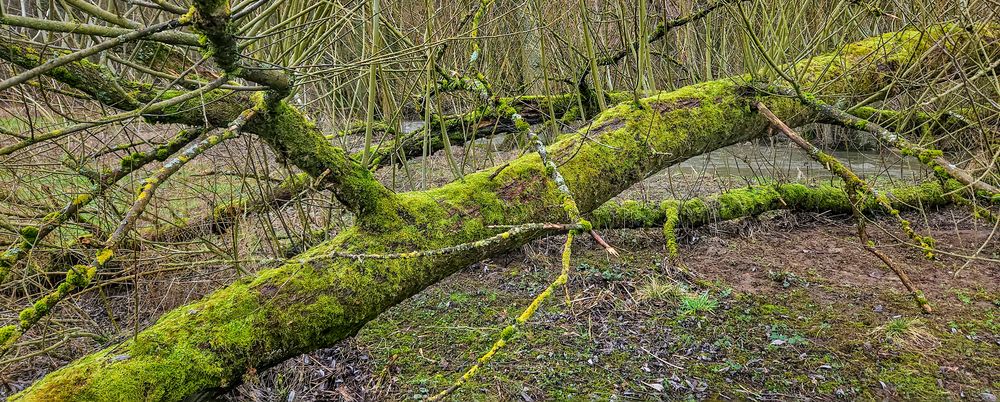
[227,206,1000,401]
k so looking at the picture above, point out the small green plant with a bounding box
[873,318,939,350]
[713,359,743,373]
[768,324,808,347]
[679,291,718,315]
[449,292,470,304]
[955,291,973,305]
[579,262,623,282]
[982,311,1000,333]
[884,317,911,339]
[600,269,623,282]
[637,277,678,301]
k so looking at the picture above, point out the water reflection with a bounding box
[633,142,930,199]
[397,121,930,197]
[669,142,925,181]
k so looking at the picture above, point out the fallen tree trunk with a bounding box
[588,181,956,230]
[9,25,996,401]
[147,95,977,246]
[147,94,584,243]
[148,92,642,243]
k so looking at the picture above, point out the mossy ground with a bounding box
[229,207,1000,401]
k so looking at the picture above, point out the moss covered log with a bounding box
[840,106,971,136]
[140,92,622,243]
[0,40,142,110]
[9,25,997,401]
[588,181,956,230]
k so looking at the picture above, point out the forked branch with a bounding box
[756,102,933,313]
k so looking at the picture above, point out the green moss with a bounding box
[513,116,530,132]
[618,200,661,226]
[559,105,582,123]
[716,186,782,220]
[119,152,146,169]
[95,249,113,266]
[878,357,947,399]
[0,324,17,345]
[19,226,39,243]
[661,201,680,256]
[679,197,710,223]
[178,6,197,24]
[18,307,37,328]
[65,265,96,288]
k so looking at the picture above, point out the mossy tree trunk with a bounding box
[7,25,996,401]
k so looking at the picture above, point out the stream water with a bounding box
[398,121,929,196]
[665,142,925,182]
[632,142,928,199]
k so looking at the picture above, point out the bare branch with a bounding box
[0,19,187,93]
[0,14,201,46]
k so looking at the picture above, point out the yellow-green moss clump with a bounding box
[588,182,953,232]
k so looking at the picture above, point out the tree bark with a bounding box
[517,1,544,93]
[9,25,996,401]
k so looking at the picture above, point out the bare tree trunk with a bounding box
[517,1,544,93]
